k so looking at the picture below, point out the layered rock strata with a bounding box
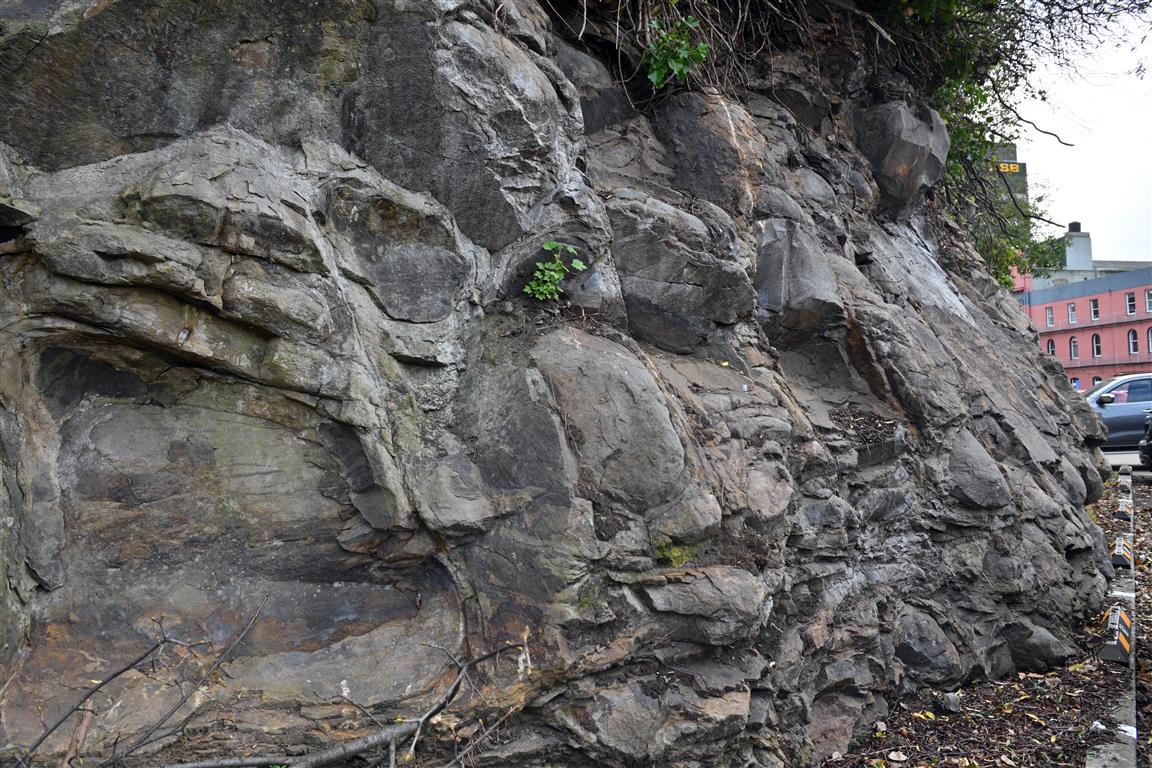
[0,1,1109,765]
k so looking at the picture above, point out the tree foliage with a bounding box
[643,16,711,88]
[858,0,1148,281]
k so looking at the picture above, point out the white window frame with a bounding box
[1090,298,1100,320]
[1045,307,1054,327]
[1092,334,1102,357]
[1093,376,1103,386]
[1147,327,1152,353]
[1046,339,1056,355]
[1068,303,1077,323]
[1070,336,1079,359]
[1130,329,1139,354]
[1146,290,1152,313]
[1127,292,1137,315]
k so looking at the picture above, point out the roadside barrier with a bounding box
[1085,465,1138,768]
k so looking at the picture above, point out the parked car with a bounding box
[1140,411,1152,468]
[1085,373,1152,450]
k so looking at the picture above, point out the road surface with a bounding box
[1105,451,1142,468]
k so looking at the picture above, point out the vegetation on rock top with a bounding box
[563,0,1149,284]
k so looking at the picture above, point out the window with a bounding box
[1069,336,1079,359]
[1068,303,1077,323]
[1108,378,1152,404]
[1092,334,1102,357]
[1090,298,1100,319]
[1127,292,1137,315]
[1046,339,1056,355]
[1147,327,1152,352]
[1071,377,1081,390]
[1146,290,1152,312]
[1093,376,1103,386]
[1045,307,1054,327]
[1130,329,1139,354]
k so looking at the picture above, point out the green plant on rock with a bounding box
[524,240,587,301]
[656,543,695,568]
[643,15,710,89]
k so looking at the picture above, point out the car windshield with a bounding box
[1084,379,1117,398]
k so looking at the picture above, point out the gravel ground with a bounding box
[1133,475,1152,766]
[825,476,1134,768]
[829,407,898,445]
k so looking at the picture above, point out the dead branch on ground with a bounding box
[159,640,531,768]
[96,597,269,768]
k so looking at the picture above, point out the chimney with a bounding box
[1065,222,1093,270]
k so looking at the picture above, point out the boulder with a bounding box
[530,328,687,509]
[412,454,499,535]
[561,681,751,763]
[854,102,950,211]
[1002,617,1076,671]
[325,177,474,323]
[553,40,634,134]
[949,429,1012,509]
[655,92,776,216]
[0,197,38,227]
[643,566,771,645]
[607,191,754,352]
[754,218,844,335]
[894,608,964,685]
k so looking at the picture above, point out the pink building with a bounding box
[1018,268,1152,390]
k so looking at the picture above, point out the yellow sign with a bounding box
[997,162,1021,173]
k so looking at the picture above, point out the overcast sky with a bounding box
[1015,24,1152,262]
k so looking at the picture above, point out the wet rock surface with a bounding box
[0,2,1108,766]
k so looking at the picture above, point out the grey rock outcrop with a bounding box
[0,3,1107,767]
[949,428,1013,509]
[608,191,755,351]
[854,102,951,211]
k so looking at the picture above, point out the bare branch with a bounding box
[994,167,1063,227]
[820,0,895,43]
[99,596,269,768]
[338,694,386,729]
[163,758,296,768]
[23,639,166,762]
[402,645,518,763]
[431,707,520,768]
[60,709,94,768]
[993,91,1076,146]
[158,642,527,768]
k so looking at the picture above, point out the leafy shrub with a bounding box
[524,241,587,301]
[643,16,710,88]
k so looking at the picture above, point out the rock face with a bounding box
[0,2,1107,766]
[854,102,951,210]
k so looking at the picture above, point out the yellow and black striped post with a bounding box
[1099,604,1134,664]
[1111,535,1135,569]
